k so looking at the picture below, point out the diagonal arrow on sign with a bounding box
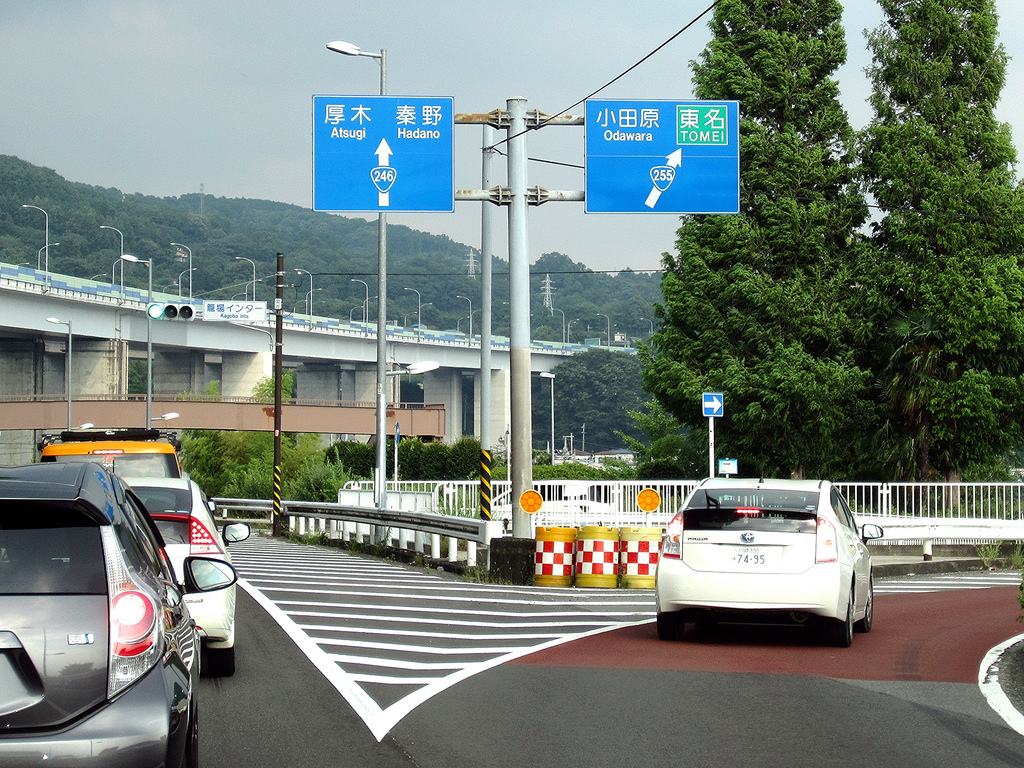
[644,149,683,209]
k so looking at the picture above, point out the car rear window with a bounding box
[49,452,180,478]
[133,487,192,515]
[684,489,819,533]
[0,509,107,595]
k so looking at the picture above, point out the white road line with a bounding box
[979,633,1024,737]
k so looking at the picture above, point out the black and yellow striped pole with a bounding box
[271,252,285,538]
[479,448,492,520]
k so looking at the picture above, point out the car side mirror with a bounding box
[183,556,238,593]
[222,522,251,546]
[861,523,884,542]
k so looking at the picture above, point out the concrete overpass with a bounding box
[0,263,586,464]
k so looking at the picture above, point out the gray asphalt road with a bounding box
[199,587,1024,768]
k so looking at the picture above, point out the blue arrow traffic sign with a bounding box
[702,392,724,418]
[584,99,740,214]
[313,95,454,213]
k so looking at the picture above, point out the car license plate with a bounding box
[731,546,768,567]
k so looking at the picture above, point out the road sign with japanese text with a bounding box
[313,95,454,213]
[202,301,268,323]
[584,99,740,214]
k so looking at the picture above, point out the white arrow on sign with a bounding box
[644,149,682,209]
[702,392,724,417]
[370,139,396,207]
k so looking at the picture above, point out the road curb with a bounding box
[874,558,990,578]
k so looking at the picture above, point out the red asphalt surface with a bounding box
[515,588,1024,684]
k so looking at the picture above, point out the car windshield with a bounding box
[0,508,107,595]
[685,489,818,533]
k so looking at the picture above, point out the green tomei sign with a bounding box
[676,104,729,145]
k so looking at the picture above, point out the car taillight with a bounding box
[111,590,157,657]
[663,512,685,558]
[190,517,224,555]
[816,517,838,563]
[100,527,163,698]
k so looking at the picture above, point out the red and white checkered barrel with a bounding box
[618,527,662,589]
[574,526,619,588]
[534,527,576,587]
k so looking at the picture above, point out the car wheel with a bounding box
[183,701,199,768]
[825,589,855,648]
[205,645,236,677]
[854,574,874,633]
[656,611,686,641]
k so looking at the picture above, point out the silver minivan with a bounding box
[0,462,236,767]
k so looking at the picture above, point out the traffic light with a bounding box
[146,302,196,320]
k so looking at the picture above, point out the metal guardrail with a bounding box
[211,496,504,567]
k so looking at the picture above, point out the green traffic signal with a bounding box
[146,302,195,320]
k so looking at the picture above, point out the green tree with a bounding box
[859,0,1024,481]
[534,349,645,455]
[617,400,705,479]
[642,0,873,479]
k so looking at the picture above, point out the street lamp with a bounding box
[404,287,421,336]
[235,257,257,301]
[177,267,196,297]
[329,37,390,513]
[539,372,555,464]
[171,243,193,300]
[351,278,369,322]
[22,205,50,291]
[46,317,73,430]
[641,316,655,336]
[152,411,179,423]
[121,254,153,428]
[456,295,473,338]
[37,243,59,271]
[551,307,566,344]
[597,313,612,346]
[295,269,313,315]
[100,225,125,299]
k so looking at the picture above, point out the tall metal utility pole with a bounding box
[478,125,496,520]
[506,98,533,538]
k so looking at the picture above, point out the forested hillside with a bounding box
[0,155,660,342]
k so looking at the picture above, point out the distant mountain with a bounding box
[0,155,661,341]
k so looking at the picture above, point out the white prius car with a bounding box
[655,478,883,647]
[130,476,250,675]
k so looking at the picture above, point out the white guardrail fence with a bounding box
[212,480,1024,567]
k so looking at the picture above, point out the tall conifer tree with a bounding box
[642,0,871,478]
[860,0,1024,481]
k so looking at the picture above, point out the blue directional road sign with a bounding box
[702,392,724,418]
[313,95,454,213]
[585,99,740,214]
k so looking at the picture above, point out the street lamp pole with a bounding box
[404,287,421,336]
[552,307,566,344]
[46,317,72,429]
[351,278,369,322]
[294,268,313,315]
[121,254,153,428]
[22,205,49,291]
[540,372,555,464]
[456,294,473,338]
[598,313,612,346]
[101,225,126,300]
[234,256,256,301]
[171,243,193,300]
[328,38,390,513]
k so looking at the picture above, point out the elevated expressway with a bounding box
[0,264,585,462]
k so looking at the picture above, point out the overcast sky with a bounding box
[3,1,1022,273]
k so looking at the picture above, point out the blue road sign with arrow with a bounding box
[702,392,724,418]
[584,99,740,214]
[312,95,454,213]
